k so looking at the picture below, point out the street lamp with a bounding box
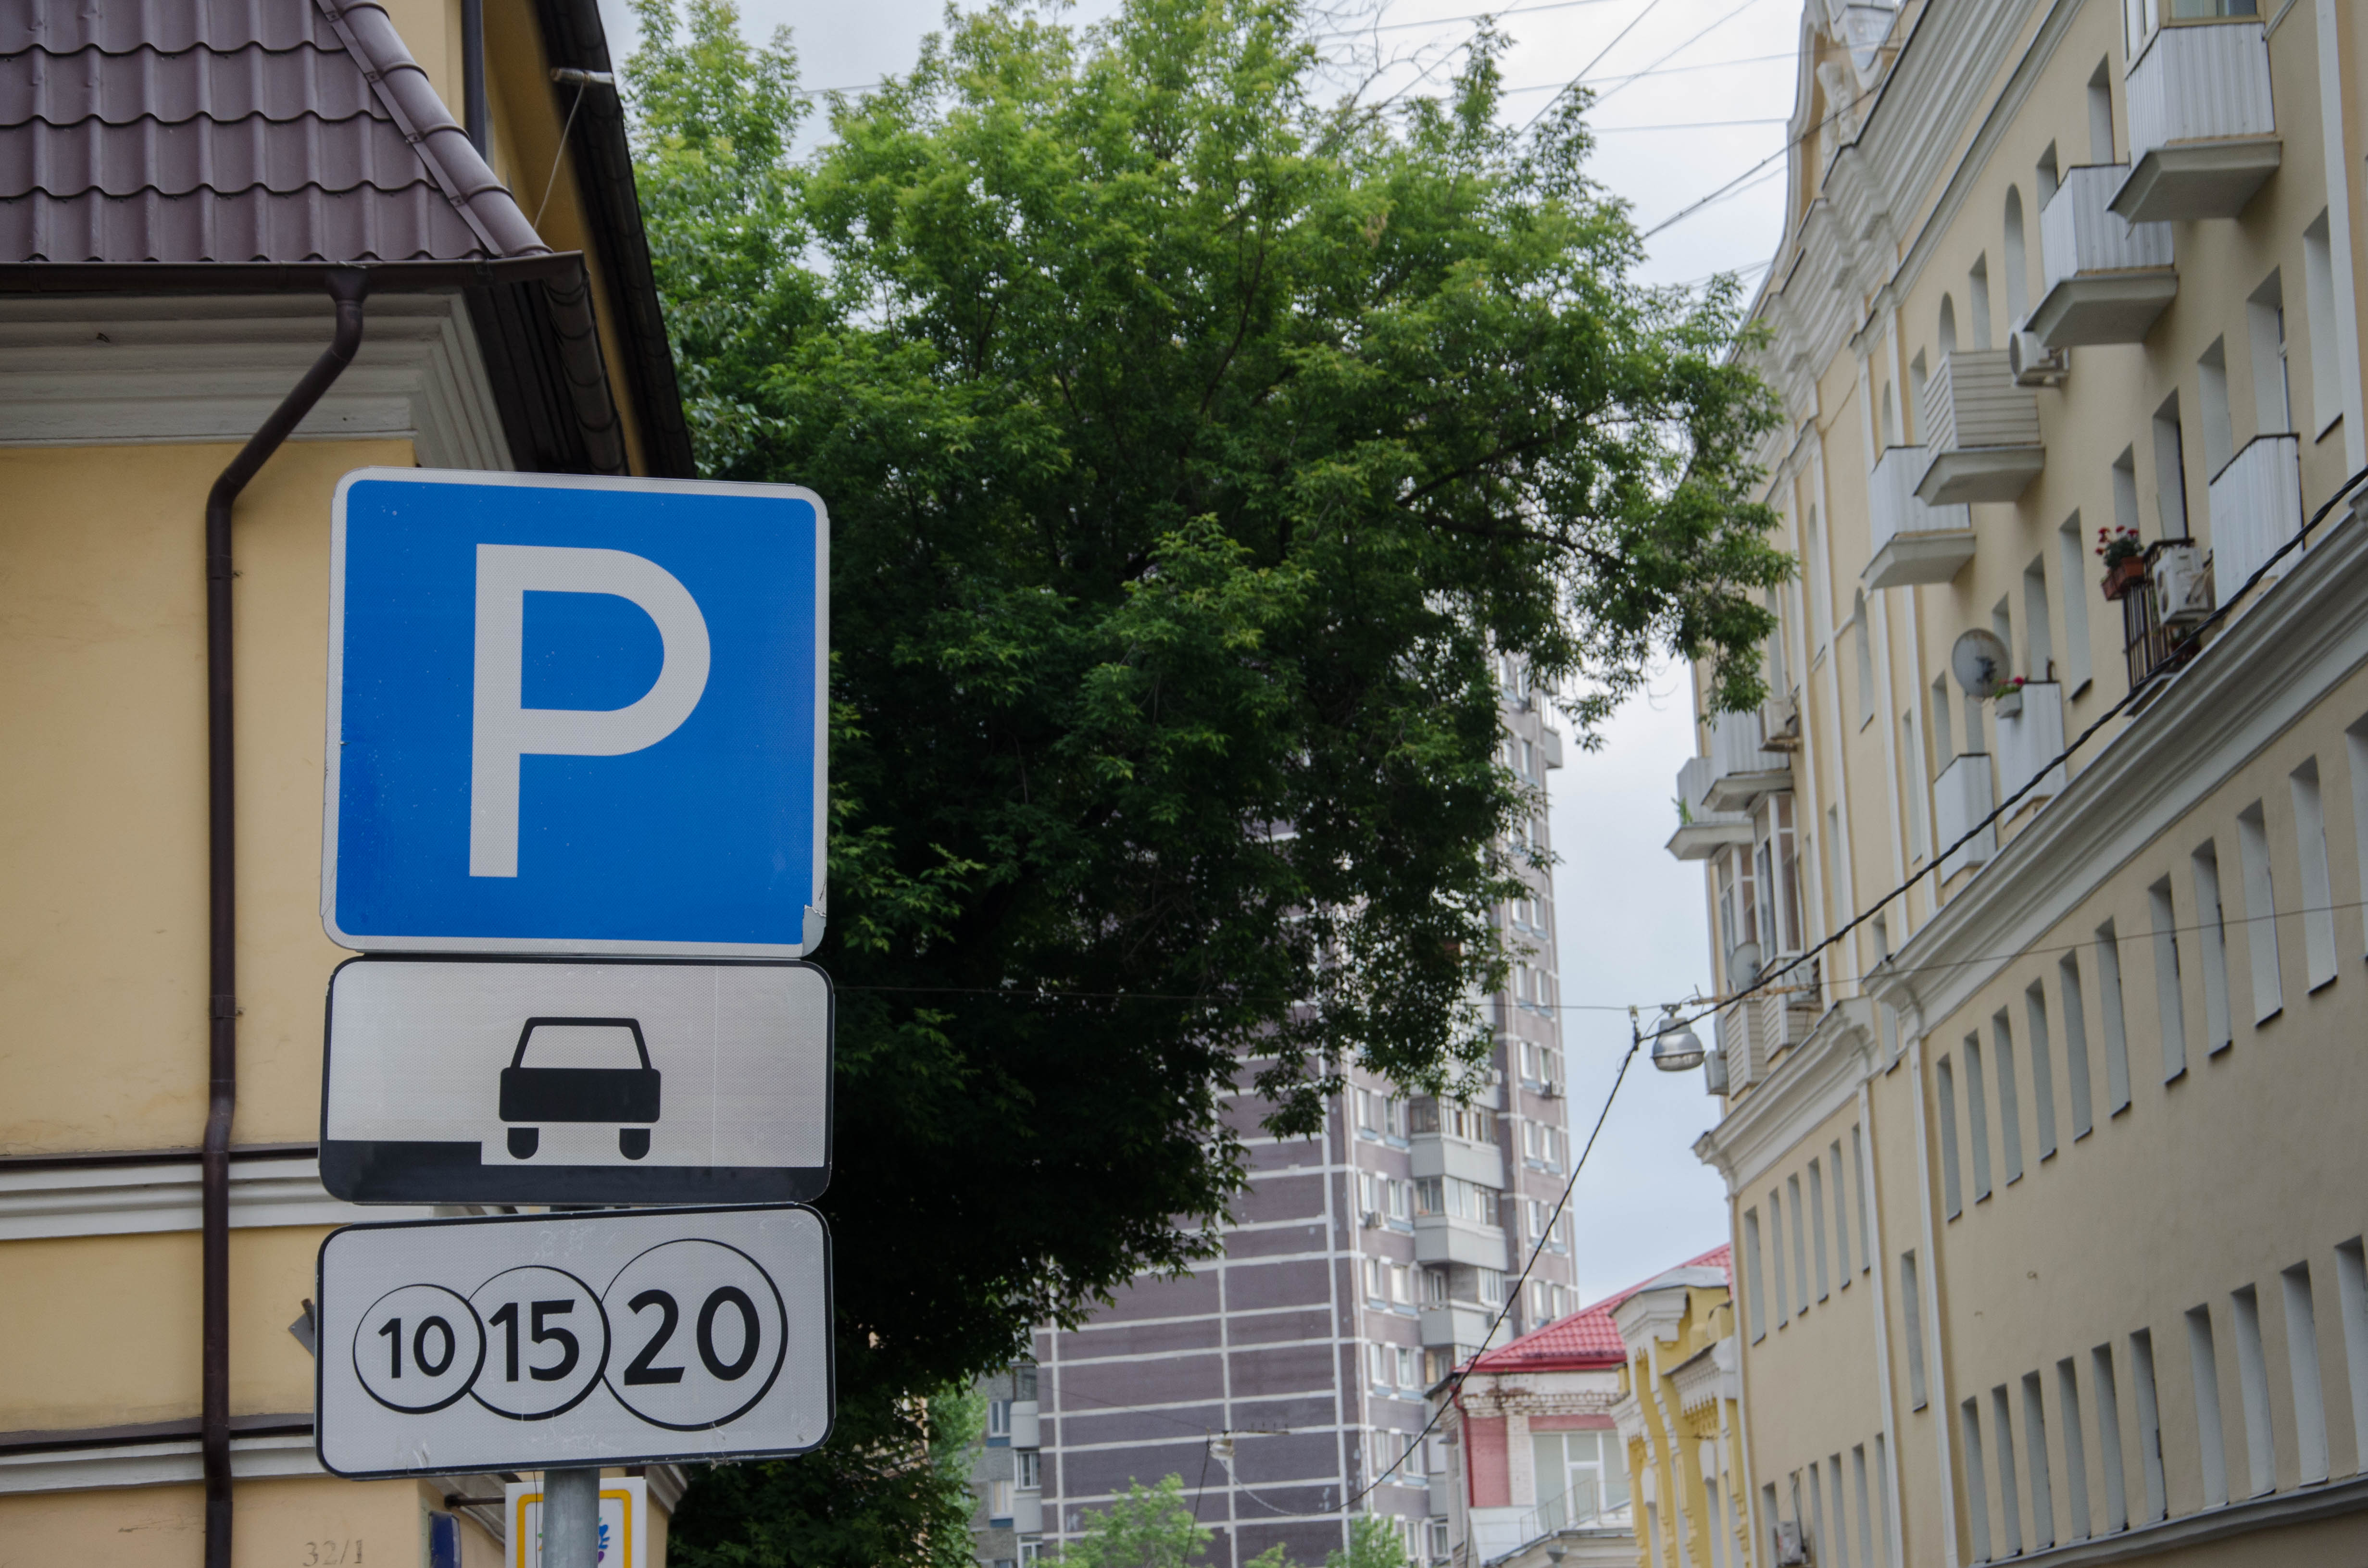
[1648,1006,1705,1072]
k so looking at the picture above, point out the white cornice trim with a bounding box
[0,1156,434,1242]
[0,1431,321,1494]
[0,292,513,470]
[2008,1472,2368,1565]
[1694,998,1877,1194]
[1872,506,2368,1029]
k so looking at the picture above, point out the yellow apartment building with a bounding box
[0,0,692,1560]
[1670,0,2368,1565]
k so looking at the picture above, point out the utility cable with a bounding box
[1513,0,1672,135]
[1347,1025,1644,1506]
[1671,463,2368,1040]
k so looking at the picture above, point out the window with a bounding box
[2037,141,2061,204]
[989,1400,1012,1439]
[2198,338,2233,476]
[1391,1264,1413,1305]
[1422,1266,1449,1306]
[2192,844,2233,1054]
[2004,190,2030,324]
[1021,1541,1042,1566]
[2093,1344,2130,1532]
[1938,295,1959,358]
[2023,984,2057,1160]
[1968,256,1993,349]
[1397,1345,1420,1388]
[1384,1095,1407,1139]
[2023,1373,2055,1551]
[1992,1013,2024,1185]
[1755,795,1804,953]
[2154,393,2189,537]
[2249,271,2291,436]
[1364,1257,1388,1303]
[1852,1446,1876,1568]
[1829,1138,1853,1280]
[2057,514,2092,689]
[1807,1455,1830,1568]
[2305,212,2342,436]
[2058,1358,2092,1543]
[2186,1304,2230,1507]
[2131,1329,2168,1522]
[1902,1252,1928,1408]
[1745,1209,1768,1340]
[2237,803,2284,1021]
[2086,59,2114,162]
[2340,1241,2368,1460]
[989,1480,1015,1520]
[1937,1057,1965,1219]
[2060,953,2095,1137]
[1476,1267,1504,1306]
[1964,1037,1994,1201]
[2232,1285,2276,1498]
[1355,1090,1381,1137]
[1789,1174,1812,1311]
[1854,591,1875,727]
[1768,1190,1792,1320]
[2095,921,2133,1114]
[1808,1160,1830,1300]
[1991,1385,2024,1558]
[2283,1264,2331,1484]
[2023,553,2054,684]
[2149,877,2189,1082]
[1369,1342,1393,1388]
[1530,1430,1630,1528]
[1853,1125,1873,1270]
[1959,1399,1994,1564]
[1017,1450,1041,1489]
[1903,714,1930,860]
[2292,760,2338,990]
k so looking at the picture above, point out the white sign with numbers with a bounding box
[316,1205,832,1477]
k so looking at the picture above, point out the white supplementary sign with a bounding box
[319,956,832,1206]
[317,1206,832,1477]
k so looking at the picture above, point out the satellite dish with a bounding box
[1952,628,2012,698]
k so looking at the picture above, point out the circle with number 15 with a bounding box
[466,1265,609,1419]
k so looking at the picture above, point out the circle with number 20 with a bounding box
[601,1239,788,1430]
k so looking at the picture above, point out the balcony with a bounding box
[1666,755,1753,861]
[1866,443,1974,586]
[1414,1214,1506,1268]
[1012,1493,1043,1534]
[1418,1300,1500,1350]
[1700,706,1792,812]
[2114,20,2280,222]
[2030,165,2178,347]
[1915,351,2044,505]
[1932,754,1996,878]
[1411,1131,1506,1189]
[1752,985,1815,1062]
[2120,538,2203,690]
[1995,681,2067,804]
[1009,1400,1040,1448]
[2209,432,2303,608]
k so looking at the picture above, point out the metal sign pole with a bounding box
[541,1468,600,1566]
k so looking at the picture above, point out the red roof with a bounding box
[1465,1244,1732,1374]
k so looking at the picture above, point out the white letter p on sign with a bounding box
[470,544,711,878]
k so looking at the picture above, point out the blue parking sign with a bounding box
[324,470,827,956]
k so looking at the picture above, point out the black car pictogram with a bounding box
[499,1017,663,1160]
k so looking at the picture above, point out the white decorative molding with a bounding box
[0,1430,321,1494]
[1694,998,1875,1195]
[1612,1286,1689,1349]
[0,1155,435,1242]
[0,291,512,470]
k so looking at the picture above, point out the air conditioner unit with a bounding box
[1772,1520,1813,1566]
[1360,1209,1384,1230]
[2152,542,2209,628]
[2008,327,2068,387]
[1540,1078,1563,1099]
[1704,1045,1729,1096]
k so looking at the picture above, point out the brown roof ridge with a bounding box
[310,0,547,261]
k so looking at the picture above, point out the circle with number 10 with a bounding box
[467,1265,611,1419]
[601,1239,789,1429]
[353,1283,486,1414]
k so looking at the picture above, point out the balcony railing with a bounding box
[1700,706,1792,812]
[1996,681,2067,804]
[1666,754,1754,862]
[1933,754,1996,878]
[2031,165,2178,347]
[2119,538,2202,691]
[1866,444,1974,586]
[1916,351,2044,505]
[2115,19,2280,222]
[2209,432,2303,608]
[1414,1215,1507,1268]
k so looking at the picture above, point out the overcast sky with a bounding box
[596,0,1798,1304]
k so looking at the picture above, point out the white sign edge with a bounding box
[319,467,830,959]
[312,1202,837,1480]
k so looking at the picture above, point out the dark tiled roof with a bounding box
[1466,1244,1733,1374]
[0,0,547,267]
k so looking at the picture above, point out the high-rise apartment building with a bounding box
[1667,0,2368,1564]
[973,664,1581,1568]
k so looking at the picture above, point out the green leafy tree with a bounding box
[1064,1477,1213,1568]
[1245,1513,1412,1568]
[629,0,1783,1559]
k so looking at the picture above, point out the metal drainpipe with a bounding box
[203,269,368,1568]
[462,0,488,156]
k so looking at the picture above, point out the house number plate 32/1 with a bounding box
[316,1205,832,1477]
